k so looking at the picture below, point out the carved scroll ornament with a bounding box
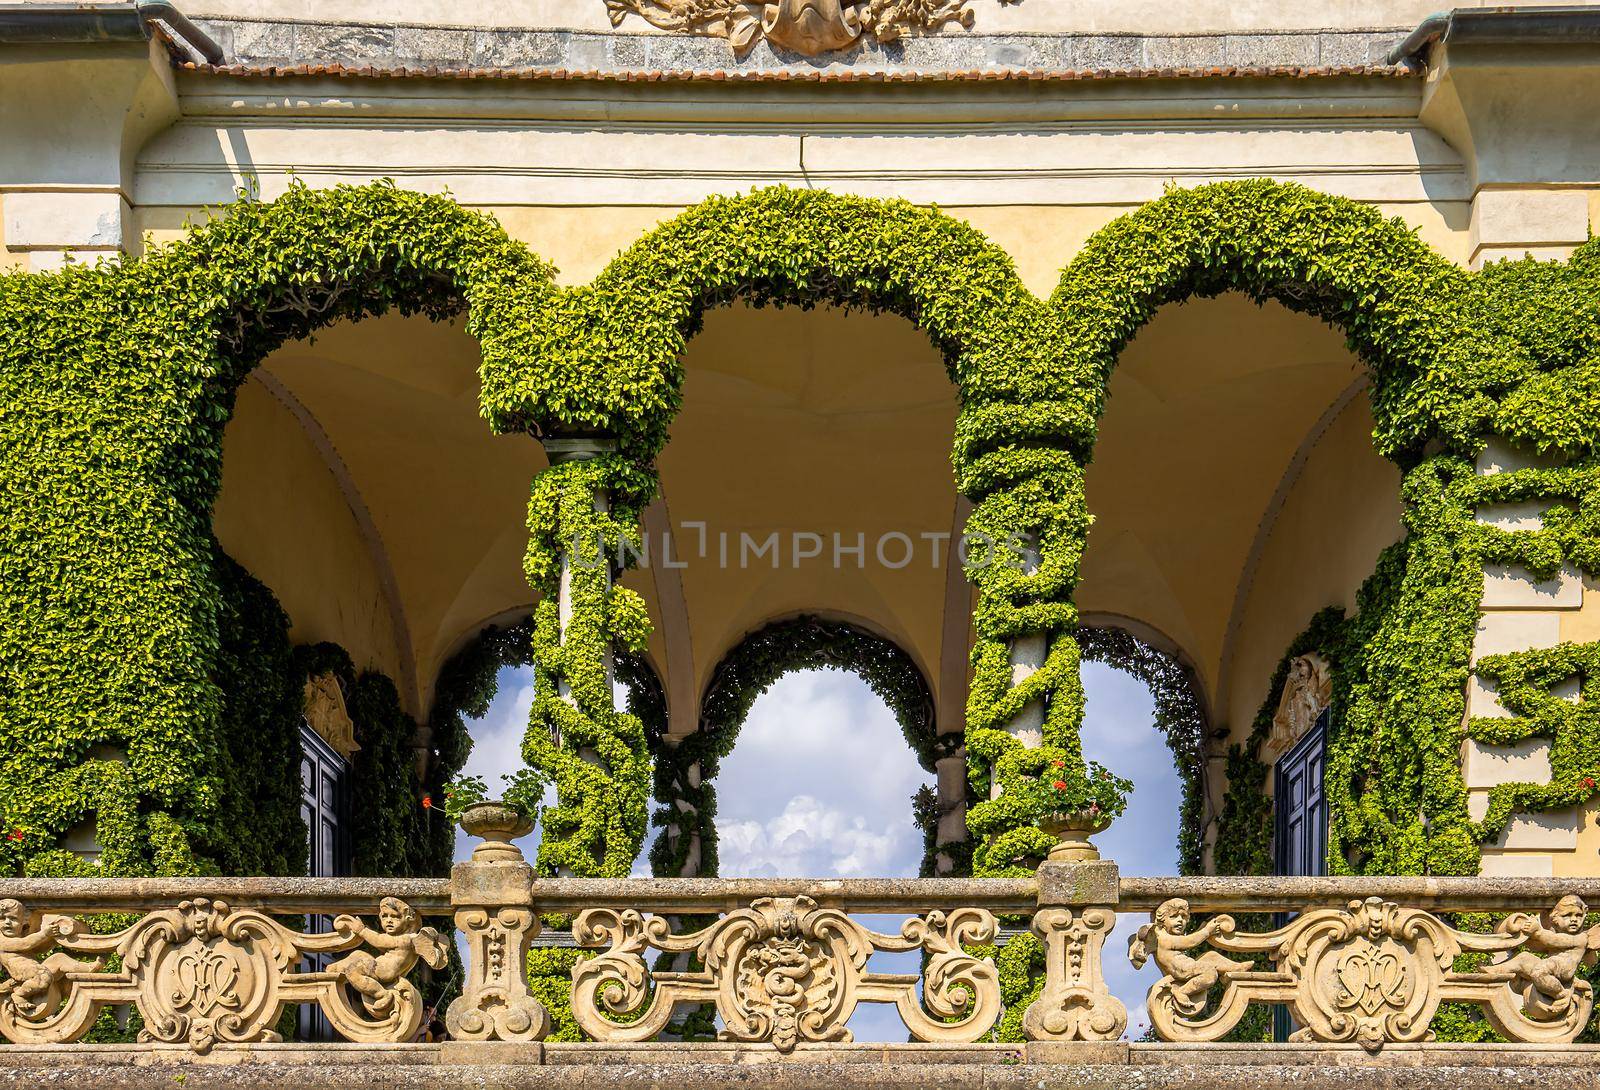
[0,896,445,1051]
[1129,895,1600,1050]
[571,895,1000,1050]
[605,1,981,59]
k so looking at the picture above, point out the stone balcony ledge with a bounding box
[5,1042,1600,1089]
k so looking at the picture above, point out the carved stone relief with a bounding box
[1129,895,1600,1050]
[604,1,983,59]
[571,896,1000,1050]
[1023,906,1128,1041]
[1263,653,1332,763]
[304,672,360,760]
[0,897,445,1050]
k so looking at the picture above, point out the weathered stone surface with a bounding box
[188,18,1417,74]
[1036,860,1120,907]
[1074,34,1142,70]
[1226,33,1319,68]
[7,1053,1600,1089]
[394,27,473,65]
[294,24,397,64]
[1143,36,1226,69]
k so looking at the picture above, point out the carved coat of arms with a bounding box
[606,1,981,58]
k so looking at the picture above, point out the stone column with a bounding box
[1023,858,1128,1057]
[992,535,1047,802]
[539,435,618,775]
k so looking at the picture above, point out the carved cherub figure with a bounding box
[327,898,447,1017]
[1129,898,1254,1017]
[1492,895,1600,1021]
[0,898,100,1019]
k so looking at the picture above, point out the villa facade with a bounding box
[3,1,1600,1084]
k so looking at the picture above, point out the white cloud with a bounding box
[713,669,931,879]
[717,795,909,878]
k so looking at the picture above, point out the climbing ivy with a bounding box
[4,182,1600,1019]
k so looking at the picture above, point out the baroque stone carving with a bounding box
[604,0,981,59]
[0,897,445,1051]
[0,899,100,1029]
[571,896,1000,1050]
[1263,653,1331,763]
[1128,896,1600,1050]
[1023,906,1128,1041]
[304,672,360,760]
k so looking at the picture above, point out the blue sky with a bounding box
[453,658,1180,1042]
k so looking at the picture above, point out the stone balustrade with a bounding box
[2,830,1599,1073]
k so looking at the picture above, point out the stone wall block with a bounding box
[394,27,473,65]
[1471,612,1561,662]
[1074,34,1142,70]
[470,30,566,68]
[1225,33,1318,68]
[1475,501,1554,532]
[230,20,295,63]
[1316,32,1373,67]
[295,24,397,65]
[1143,36,1225,69]
[1491,809,1581,851]
[1461,737,1555,788]
[1480,563,1583,610]
[1478,852,1555,877]
[1476,437,1567,476]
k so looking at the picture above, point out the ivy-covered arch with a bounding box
[7,176,1599,908]
[0,182,558,878]
[647,615,943,880]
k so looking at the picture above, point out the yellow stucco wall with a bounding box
[1223,395,1404,744]
[215,376,404,686]
[0,193,24,273]
[134,199,1472,301]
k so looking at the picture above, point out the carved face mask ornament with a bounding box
[763,0,862,55]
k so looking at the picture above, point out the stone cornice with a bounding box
[188,17,1412,79]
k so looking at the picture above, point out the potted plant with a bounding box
[1018,760,1133,862]
[444,770,548,864]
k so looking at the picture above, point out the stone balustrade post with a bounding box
[1023,858,1128,1059]
[442,803,550,1062]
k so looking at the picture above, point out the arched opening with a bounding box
[210,310,548,878]
[649,615,940,880]
[1076,293,1404,875]
[632,297,971,881]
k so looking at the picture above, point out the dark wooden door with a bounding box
[298,722,352,1041]
[1272,707,1328,1039]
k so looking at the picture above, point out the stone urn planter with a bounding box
[459,800,535,864]
[1040,810,1112,863]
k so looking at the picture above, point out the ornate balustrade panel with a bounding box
[0,887,450,1052]
[3,864,1599,1058]
[571,897,1002,1050]
[1126,887,1600,1050]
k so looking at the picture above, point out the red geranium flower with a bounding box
[1052,780,1068,791]
[7,829,23,842]
[1583,777,1596,791]
[421,795,433,810]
